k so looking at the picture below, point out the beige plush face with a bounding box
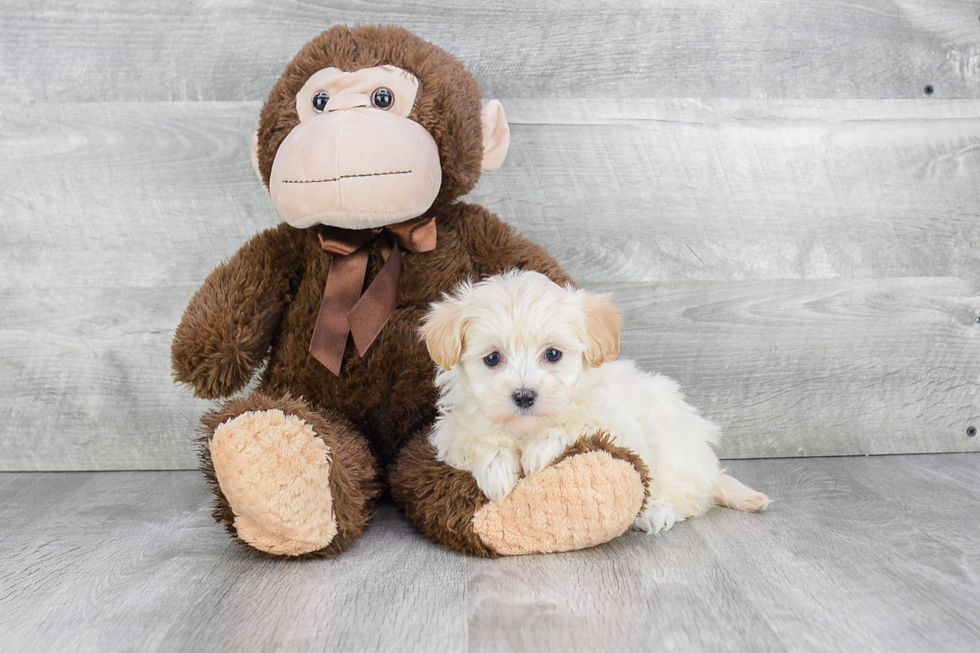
[268,65,442,230]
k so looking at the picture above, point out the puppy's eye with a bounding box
[544,348,562,363]
[483,352,501,367]
[312,91,330,113]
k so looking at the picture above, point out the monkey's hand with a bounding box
[171,226,302,399]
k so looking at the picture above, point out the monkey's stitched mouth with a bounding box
[282,170,412,184]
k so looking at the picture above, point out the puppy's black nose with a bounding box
[512,388,536,409]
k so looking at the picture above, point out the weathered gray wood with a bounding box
[4,100,979,287]
[2,99,979,469]
[1,1,979,102]
[1,277,977,471]
[484,99,980,282]
[614,276,980,458]
[2,457,980,652]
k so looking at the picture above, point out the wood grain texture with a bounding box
[2,457,980,652]
[2,1,980,102]
[2,277,977,470]
[614,277,980,458]
[4,99,978,287]
[2,99,978,469]
[483,99,980,282]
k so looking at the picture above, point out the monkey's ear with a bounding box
[581,291,622,367]
[481,100,510,171]
[250,132,264,185]
[419,296,467,371]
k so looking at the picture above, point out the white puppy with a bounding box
[419,270,768,534]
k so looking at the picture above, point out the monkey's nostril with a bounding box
[512,388,536,409]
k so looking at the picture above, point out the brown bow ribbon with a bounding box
[309,215,437,375]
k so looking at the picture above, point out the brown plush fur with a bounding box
[173,25,643,557]
[173,226,305,399]
[388,426,498,558]
[175,203,571,465]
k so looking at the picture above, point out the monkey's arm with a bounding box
[460,204,575,286]
[172,224,305,399]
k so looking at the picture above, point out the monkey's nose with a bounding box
[325,93,371,112]
[512,388,537,409]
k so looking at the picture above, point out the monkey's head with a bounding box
[252,25,510,231]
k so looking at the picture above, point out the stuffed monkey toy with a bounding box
[172,25,649,557]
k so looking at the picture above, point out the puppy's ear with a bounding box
[419,296,466,371]
[582,291,621,367]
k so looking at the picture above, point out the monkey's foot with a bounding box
[472,436,647,555]
[210,409,337,556]
[200,393,380,558]
[391,431,648,557]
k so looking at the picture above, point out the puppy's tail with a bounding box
[713,473,770,512]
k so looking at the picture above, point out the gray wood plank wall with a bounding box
[1,1,978,470]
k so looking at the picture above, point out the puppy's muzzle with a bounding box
[512,388,537,410]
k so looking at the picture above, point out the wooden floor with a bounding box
[2,456,979,652]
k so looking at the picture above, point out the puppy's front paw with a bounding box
[521,429,570,475]
[633,501,681,534]
[474,448,521,502]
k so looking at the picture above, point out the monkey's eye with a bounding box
[483,352,501,367]
[544,348,562,363]
[371,87,394,110]
[312,91,330,113]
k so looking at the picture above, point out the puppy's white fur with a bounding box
[420,270,769,533]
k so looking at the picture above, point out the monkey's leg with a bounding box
[389,430,648,557]
[199,392,380,557]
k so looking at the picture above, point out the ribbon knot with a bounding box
[309,215,437,375]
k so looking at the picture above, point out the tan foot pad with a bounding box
[471,451,644,556]
[210,409,337,556]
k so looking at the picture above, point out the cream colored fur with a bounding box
[420,270,769,534]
